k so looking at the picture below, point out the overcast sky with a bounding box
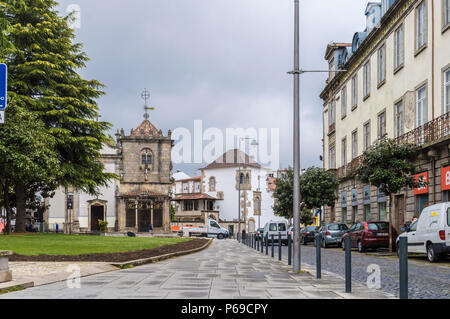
[56,0,372,176]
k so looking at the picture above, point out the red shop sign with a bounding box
[414,172,429,195]
[441,166,450,191]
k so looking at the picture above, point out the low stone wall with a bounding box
[0,251,12,283]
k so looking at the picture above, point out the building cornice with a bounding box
[320,0,417,103]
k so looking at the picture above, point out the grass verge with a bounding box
[0,233,190,256]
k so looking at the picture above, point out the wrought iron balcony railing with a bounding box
[335,112,450,180]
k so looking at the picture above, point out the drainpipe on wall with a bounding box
[431,0,435,120]
[432,157,436,205]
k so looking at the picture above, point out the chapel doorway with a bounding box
[138,201,151,232]
[153,201,163,228]
[91,205,104,231]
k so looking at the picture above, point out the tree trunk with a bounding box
[15,181,27,233]
[388,194,393,253]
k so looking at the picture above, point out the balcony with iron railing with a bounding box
[334,112,450,180]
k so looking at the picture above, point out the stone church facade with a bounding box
[45,119,174,234]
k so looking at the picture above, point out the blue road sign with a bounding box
[0,63,7,110]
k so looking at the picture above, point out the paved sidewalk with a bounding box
[8,262,118,287]
[0,240,394,299]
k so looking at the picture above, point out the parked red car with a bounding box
[341,221,398,252]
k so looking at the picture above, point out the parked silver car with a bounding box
[317,223,349,248]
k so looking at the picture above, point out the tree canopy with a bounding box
[1,0,115,195]
[356,138,424,196]
[272,167,338,221]
[0,0,116,232]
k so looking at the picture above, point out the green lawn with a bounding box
[0,234,190,256]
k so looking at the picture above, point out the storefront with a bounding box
[378,188,387,221]
[414,172,429,217]
[441,166,450,202]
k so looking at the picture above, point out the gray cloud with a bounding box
[57,0,371,176]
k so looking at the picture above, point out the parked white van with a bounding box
[396,202,450,262]
[262,221,288,245]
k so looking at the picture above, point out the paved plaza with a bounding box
[0,239,394,299]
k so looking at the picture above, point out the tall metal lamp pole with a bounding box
[288,0,346,272]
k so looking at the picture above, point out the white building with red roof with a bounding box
[200,149,286,237]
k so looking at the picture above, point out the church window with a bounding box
[209,177,216,192]
[141,148,153,166]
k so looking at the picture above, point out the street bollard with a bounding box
[265,234,268,255]
[278,232,282,261]
[261,234,264,253]
[256,234,259,250]
[237,232,240,243]
[345,236,351,293]
[315,234,322,279]
[399,237,408,299]
[288,234,292,266]
[253,234,255,249]
[271,234,274,258]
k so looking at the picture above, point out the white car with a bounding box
[262,221,288,245]
[397,202,450,262]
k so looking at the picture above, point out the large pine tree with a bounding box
[1,0,115,232]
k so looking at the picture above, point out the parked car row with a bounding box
[249,202,450,263]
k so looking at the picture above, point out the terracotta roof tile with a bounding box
[131,120,161,137]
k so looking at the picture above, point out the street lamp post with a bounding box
[237,138,258,241]
[290,0,301,273]
[288,0,346,272]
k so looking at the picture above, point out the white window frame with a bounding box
[378,45,386,85]
[351,75,358,109]
[416,1,427,51]
[445,68,450,114]
[341,86,347,118]
[416,85,427,127]
[328,100,335,126]
[363,62,371,98]
[329,146,336,169]
[394,25,404,69]
[352,130,358,159]
[342,138,347,168]
[395,101,404,137]
[445,0,450,28]
[378,111,386,139]
[363,122,371,150]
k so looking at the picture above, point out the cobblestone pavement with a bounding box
[0,240,392,299]
[273,242,450,299]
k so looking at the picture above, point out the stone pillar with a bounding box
[0,251,12,283]
[135,199,138,230]
[150,201,154,226]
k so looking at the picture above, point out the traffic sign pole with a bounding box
[0,63,7,124]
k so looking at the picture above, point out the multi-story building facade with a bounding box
[171,175,221,226]
[200,149,286,237]
[321,0,450,231]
